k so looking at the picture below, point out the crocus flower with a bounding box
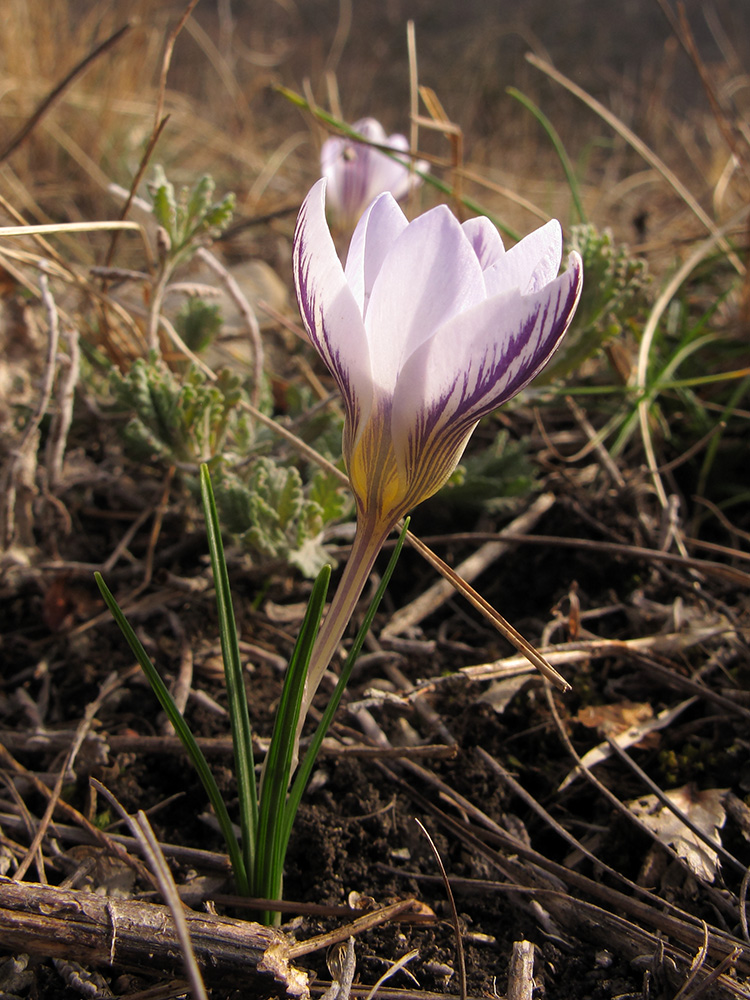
[293,178,583,713]
[321,118,425,230]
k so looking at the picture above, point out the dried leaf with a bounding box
[479,675,531,714]
[575,700,652,733]
[627,784,727,882]
[559,697,698,791]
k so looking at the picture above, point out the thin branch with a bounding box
[0,24,132,164]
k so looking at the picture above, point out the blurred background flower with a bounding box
[320,117,426,231]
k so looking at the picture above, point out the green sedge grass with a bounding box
[96,463,408,923]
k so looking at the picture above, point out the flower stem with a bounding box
[301,516,392,720]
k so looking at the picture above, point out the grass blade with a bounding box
[94,571,249,894]
[199,463,258,882]
[255,564,331,920]
[506,86,586,225]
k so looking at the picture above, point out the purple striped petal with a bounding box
[293,179,373,423]
[390,252,583,493]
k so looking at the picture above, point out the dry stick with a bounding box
[0,216,152,355]
[740,871,750,943]
[403,530,570,692]
[286,899,422,959]
[104,115,169,270]
[415,819,466,1000]
[324,0,352,78]
[475,746,728,929]
[105,0,199,271]
[496,532,750,588]
[525,52,745,276]
[163,610,194,729]
[506,941,535,1000]
[407,20,419,211]
[362,949,420,1000]
[100,505,155,573]
[671,924,710,1000]
[92,780,209,1000]
[564,395,625,487]
[0,192,74,277]
[155,0,202,131]
[417,88,464,216]
[0,268,60,546]
[656,420,727,475]
[457,164,550,222]
[0,810,233,877]
[692,495,750,548]
[382,493,555,639]
[0,879,307,995]
[140,465,176,592]
[0,221,142,239]
[0,742,155,889]
[196,247,264,408]
[0,24,132,164]
[1,776,46,883]
[13,672,123,882]
[45,325,80,489]
[0,729,456,762]
[659,0,750,165]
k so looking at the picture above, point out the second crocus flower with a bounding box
[321,117,425,230]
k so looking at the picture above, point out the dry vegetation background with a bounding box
[2,1,750,999]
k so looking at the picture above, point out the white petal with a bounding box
[391,251,583,462]
[345,193,408,318]
[293,179,373,419]
[461,216,506,271]
[364,150,414,203]
[483,219,562,298]
[364,205,487,394]
[351,118,389,144]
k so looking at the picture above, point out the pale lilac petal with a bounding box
[293,179,373,420]
[364,205,487,393]
[344,193,409,317]
[363,146,413,203]
[390,251,583,473]
[351,118,389,144]
[483,219,562,298]
[322,145,372,224]
[320,120,418,227]
[461,216,505,271]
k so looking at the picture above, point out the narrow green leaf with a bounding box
[507,87,586,225]
[200,463,258,882]
[94,571,249,895]
[282,519,410,854]
[255,564,331,919]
